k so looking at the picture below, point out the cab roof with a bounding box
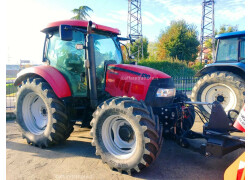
[215,31,245,39]
[41,20,120,35]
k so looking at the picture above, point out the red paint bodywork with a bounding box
[105,64,171,100]
[15,65,72,98]
[41,20,120,35]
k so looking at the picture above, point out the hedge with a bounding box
[138,59,196,77]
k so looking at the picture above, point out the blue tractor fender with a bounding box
[195,63,245,80]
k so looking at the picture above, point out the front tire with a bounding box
[90,97,162,174]
[191,72,245,117]
[16,77,73,148]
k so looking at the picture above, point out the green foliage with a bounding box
[129,37,149,60]
[148,42,158,60]
[217,25,238,34]
[71,5,93,20]
[157,20,199,62]
[190,62,205,72]
[138,58,196,77]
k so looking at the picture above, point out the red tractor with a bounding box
[14,20,195,174]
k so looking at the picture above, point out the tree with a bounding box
[129,37,149,60]
[71,5,93,20]
[148,42,158,60]
[156,20,199,62]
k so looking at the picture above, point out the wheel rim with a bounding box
[201,83,237,114]
[22,92,48,135]
[102,115,137,159]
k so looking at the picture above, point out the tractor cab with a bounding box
[41,20,123,99]
[215,31,245,63]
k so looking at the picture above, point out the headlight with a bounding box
[156,88,176,97]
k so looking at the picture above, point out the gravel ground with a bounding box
[6,119,244,180]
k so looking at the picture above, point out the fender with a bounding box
[195,63,245,80]
[14,65,72,98]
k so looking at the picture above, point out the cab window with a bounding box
[46,31,87,97]
[240,38,245,62]
[46,31,85,73]
[216,38,238,62]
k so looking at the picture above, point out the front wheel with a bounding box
[191,72,245,117]
[90,97,162,174]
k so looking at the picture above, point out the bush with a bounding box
[190,62,205,72]
[138,58,196,77]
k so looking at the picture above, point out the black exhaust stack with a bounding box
[86,21,98,108]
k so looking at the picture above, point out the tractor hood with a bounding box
[105,64,175,106]
[107,64,171,80]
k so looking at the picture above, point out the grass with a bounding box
[6,78,16,81]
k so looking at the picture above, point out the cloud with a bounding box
[217,7,245,22]
[143,11,171,26]
[143,11,164,23]
[216,0,245,22]
[150,0,201,26]
[107,10,127,23]
[150,0,245,28]
[88,14,120,24]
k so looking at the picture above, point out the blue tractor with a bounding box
[191,31,245,116]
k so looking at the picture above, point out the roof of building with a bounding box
[41,20,120,35]
[215,31,245,39]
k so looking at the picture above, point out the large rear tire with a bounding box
[90,97,162,174]
[191,72,245,117]
[16,77,73,148]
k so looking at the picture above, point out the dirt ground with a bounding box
[6,119,244,180]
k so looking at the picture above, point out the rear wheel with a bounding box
[16,77,73,147]
[191,72,245,117]
[90,97,162,174]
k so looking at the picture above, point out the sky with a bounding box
[6,0,245,64]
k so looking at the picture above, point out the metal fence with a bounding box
[6,77,199,111]
[6,79,17,112]
[173,77,200,93]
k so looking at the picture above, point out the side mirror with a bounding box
[59,25,73,41]
[129,55,135,59]
[128,34,135,45]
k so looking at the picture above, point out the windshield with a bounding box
[216,38,238,62]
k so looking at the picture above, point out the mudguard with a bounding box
[14,65,72,98]
[195,63,245,78]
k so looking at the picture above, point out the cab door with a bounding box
[45,31,87,97]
